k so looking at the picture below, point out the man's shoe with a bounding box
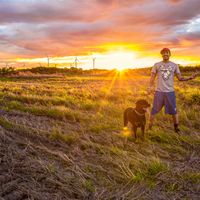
[174,127,180,134]
[174,123,180,134]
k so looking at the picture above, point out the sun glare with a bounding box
[116,68,125,72]
[105,51,136,70]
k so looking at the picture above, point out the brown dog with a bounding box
[123,99,150,139]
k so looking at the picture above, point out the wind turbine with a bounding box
[47,55,50,67]
[74,57,79,68]
[92,57,96,69]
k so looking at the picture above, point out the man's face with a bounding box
[162,51,171,61]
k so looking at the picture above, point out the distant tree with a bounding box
[0,67,16,76]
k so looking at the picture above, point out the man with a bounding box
[147,48,197,133]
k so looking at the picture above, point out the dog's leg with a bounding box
[132,126,137,139]
[141,125,145,140]
[123,110,128,127]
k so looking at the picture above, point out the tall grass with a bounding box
[0,71,199,199]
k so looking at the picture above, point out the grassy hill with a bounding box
[0,70,199,199]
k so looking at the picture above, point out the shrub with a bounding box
[0,67,16,76]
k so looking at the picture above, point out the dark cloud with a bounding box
[0,0,200,59]
[0,0,116,23]
[113,0,200,26]
[181,32,200,41]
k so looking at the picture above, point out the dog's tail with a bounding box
[123,109,129,127]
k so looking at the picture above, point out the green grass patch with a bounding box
[109,146,127,156]
[0,117,13,130]
[84,179,95,192]
[146,158,169,176]
[182,172,200,184]
[132,158,169,188]
[4,101,87,122]
[50,127,78,145]
[165,183,180,192]
[149,129,179,145]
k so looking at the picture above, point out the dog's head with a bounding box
[135,99,150,112]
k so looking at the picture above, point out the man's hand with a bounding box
[176,72,199,81]
[147,86,154,95]
[190,72,199,80]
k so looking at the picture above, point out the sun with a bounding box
[116,68,125,72]
[105,51,136,70]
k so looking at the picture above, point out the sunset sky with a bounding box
[0,0,200,69]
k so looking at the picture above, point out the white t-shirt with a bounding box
[151,61,180,92]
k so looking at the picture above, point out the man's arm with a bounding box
[147,73,156,94]
[176,72,198,81]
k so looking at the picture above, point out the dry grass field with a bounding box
[0,69,199,200]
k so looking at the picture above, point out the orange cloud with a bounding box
[0,0,200,66]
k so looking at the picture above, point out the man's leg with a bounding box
[149,91,164,130]
[172,113,178,124]
[172,113,180,133]
[165,92,180,133]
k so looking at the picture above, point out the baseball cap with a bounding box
[160,48,171,55]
